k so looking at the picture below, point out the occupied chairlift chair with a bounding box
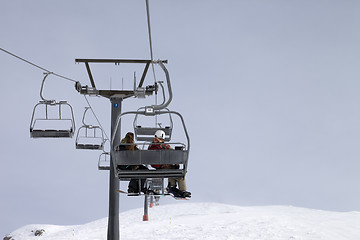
[112,108,190,180]
[30,73,75,138]
[75,107,106,150]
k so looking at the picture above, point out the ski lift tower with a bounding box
[75,58,166,240]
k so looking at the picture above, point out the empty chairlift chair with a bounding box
[30,73,75,138]
[98,152,111,170]
[75,107,106,150]
[30,101,75,138]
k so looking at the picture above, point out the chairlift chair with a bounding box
[30,100,75,138]
[98,152,111,170]
[29,72,76,138]
[112,109,190,180]
[75,107,106,150]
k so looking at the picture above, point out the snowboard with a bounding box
[116,189,166,197]
[167,188,191,200]
[116,189,190,200]
[116,189,140,196]
[168,192,190,200]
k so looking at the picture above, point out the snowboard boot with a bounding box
[128,179,140,193]
[167,186,183,197]
[181,190,191,198]
[128,187,139,194]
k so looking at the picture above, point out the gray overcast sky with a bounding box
[1,0,360,237]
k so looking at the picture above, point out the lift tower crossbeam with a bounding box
[75,59,167,99]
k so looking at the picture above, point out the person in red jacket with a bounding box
[148,131,172,168]
[148,130,191,198]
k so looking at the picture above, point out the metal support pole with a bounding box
[143,195,149,221]
[150,195,154,208]
[107,97,122,240]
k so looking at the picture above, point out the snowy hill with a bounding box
[5,202,360,240]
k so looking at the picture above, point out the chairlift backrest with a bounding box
[133,108,173,142]
[134,126,172,142]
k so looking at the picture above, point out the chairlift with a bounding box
[133,107,173,142]
[30,73,75,138]
[98,152,111,170]
[75,107,106,150]
[111,108,190,180]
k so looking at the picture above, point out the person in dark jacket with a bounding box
[117,132,147,193]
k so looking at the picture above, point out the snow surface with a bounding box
[6,202,360,240]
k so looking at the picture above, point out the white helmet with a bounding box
[155,130,166,139]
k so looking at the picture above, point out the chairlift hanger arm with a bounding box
[152,61,172,110]
[39,72,55,103]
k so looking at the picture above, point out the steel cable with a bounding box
[0,47,77,83]
[1,47,110,145]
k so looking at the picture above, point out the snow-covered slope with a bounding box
[6,202,360,240]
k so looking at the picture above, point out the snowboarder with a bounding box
[148,130,191,198]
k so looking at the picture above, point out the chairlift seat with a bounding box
[134,126,172,141]
[30,129,74,138]
[114,149,188,179]
[76,143,104,150]
[99,165,111,171]
[118,169,185,179]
